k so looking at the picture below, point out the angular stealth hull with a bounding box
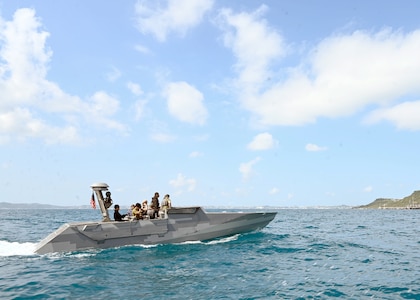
[34,207,277,254]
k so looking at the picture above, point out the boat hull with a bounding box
[34,207,277,254]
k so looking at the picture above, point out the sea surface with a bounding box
[0,208,419,299]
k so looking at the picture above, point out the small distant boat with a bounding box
[408,204,420,209]
[34,183,277,254]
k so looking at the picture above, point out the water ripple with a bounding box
[1,209,420,299]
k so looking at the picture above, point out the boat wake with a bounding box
[204,234,240,244]
[180,234,240,245]
[0,234,242,257]
[0,240,37,257]
[0,233,245,258]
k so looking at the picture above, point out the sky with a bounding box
[1,0,420,208]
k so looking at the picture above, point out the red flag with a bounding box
[90,192,96,209]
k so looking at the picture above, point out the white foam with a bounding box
[178,240,202,245]
[133,244,158,249]
[205,234,240,244]
[0,240,37,256]
[177,234,240,246]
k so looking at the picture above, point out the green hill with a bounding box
[357,190,420,209]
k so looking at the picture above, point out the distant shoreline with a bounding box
[0,202,91,209]
[354,190,420,209]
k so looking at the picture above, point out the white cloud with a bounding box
[134,44,150,54]
[218,5,285,91]
[127,81,144,96]
[105,67,121,82]
[135,0,214,42]
[189,151,203,158]
[364,100,420,130]
[363,186,373,193]
[269,187,280,195]
[219,6,420,130]
[165,81,208,125]
[134,99,148,121]
[0,8,51,107]
[193,134,209,141]
[88,91,120,116]
[1,161,12,169]
[130,83,148,121]
[169,173,196,192]
[85,92,127,132]
[239,157,261,180]
[0,107,79,144]
[151,132,176,143]
[0,8,127,144]
[247,132,277,150]
[149,120,176,142]
[305,143,327,152]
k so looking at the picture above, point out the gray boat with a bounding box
[34,183,277,254]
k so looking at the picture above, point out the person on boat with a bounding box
[160,194,171,218]
[126,204,135,218]
[147,206,155,219]
[132,203,143,220]
[141,200,148,215]
[161,194,171,210]
[113,204,127,221]
[142,200,153,219]
[150,192,160,219]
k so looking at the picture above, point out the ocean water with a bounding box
[1,208,419,299]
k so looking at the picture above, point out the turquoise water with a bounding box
[1,208,419,299]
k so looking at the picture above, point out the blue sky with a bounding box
[1,0,420,207]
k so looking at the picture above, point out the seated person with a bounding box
[113,204,127,221]
[147,207,155,219]
[132,202,143,220]
[126,204,135,218]
[141,200,148,215]
[123,204,135,220]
